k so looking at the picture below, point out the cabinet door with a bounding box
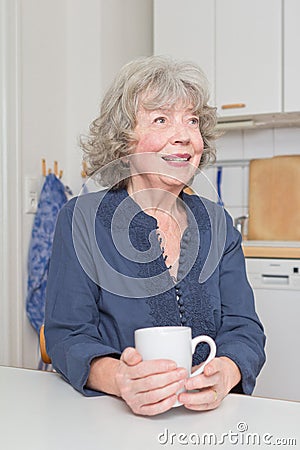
[153,0,215,103]
[284,0,300,112]
[216,0,282,117]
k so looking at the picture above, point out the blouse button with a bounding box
[178,298,184,306]
[181,317,187,324]
[179,306,185,313]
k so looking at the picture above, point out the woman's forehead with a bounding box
[138,104,196,114]
[139,93,197,112]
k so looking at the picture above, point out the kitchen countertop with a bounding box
[242,240,300,258]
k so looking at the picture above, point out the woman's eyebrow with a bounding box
[149,107,170,113]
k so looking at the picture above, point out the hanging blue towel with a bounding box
[217,166,224,206]
[26,173,70,333]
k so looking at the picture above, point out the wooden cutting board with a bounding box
[248,155,300,241]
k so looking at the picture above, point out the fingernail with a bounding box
[178,393,186,403]
[168,361,177,370]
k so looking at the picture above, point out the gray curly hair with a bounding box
[81,55,218,189]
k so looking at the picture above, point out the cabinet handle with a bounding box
[262,274,289,285]
[221,103,246,110]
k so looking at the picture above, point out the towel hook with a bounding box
[42,159,63,179]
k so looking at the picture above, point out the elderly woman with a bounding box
[45,56,265,416]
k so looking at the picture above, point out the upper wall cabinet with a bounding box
[154,0,300,119]
[215,0,281,117]
[284,0,300,112]
[153,0,215,103]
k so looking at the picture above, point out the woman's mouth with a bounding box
[162,153,191,163]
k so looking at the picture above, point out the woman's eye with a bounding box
[189,117,199,125]
[154,117,167,124]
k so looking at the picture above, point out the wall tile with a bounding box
[243,165,250,208]
[274,128,300,155]
[243,128,274,159]
[192,166,218,202]
[193,165,249,214]
[220,166,244,208]
[216,130,244,161]
[224,206,246,224]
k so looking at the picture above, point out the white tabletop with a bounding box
[0,366,299,450]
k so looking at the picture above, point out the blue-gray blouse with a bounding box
[45,188,265,396]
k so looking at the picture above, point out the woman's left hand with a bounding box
[178,356,241,411]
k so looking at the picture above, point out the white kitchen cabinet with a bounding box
[154,0,300,119]
[216,0,282,117]
[284,0,300,112]
[153,0,215,103]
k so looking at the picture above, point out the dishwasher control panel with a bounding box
[246,258,300,290]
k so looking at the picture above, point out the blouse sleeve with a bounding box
[44,200,121,396]
[215,211,266,394]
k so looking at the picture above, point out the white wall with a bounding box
[100,0,153,94]
[1,0,153,369]
[65,0,153,194]
[20,0,69,368]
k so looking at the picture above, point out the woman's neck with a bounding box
[127,179,188,239]
[127,177,183,219]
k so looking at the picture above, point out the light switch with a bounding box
[24,177,40,214]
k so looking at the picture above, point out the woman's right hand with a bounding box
[115,347,187,416]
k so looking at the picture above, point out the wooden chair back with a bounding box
[39,324,52,364]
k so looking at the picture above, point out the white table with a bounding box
[0,366,299,450]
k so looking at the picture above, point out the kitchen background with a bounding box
[1,0,299,400]
[193,127,300,220]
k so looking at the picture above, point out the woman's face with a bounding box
[129,102,204,191]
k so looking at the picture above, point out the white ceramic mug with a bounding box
[134,326,216,407]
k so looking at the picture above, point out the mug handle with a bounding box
[190,335,216,378]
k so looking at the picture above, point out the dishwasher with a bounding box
[246,258,300,402]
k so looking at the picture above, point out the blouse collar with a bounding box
[96,188,211,232]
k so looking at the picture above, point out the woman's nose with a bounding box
[169,125,191,145]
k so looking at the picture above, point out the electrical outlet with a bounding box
[25,177,40,214]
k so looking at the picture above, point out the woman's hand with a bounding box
[114,347,188,416]
[178,357,241,411]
